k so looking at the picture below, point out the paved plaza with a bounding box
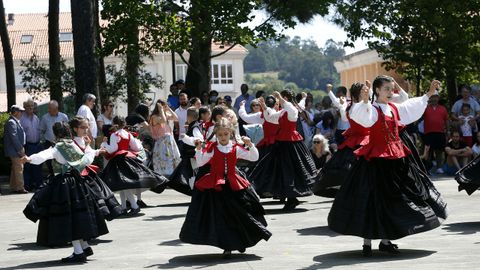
[1,176,479,269]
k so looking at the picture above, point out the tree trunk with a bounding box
[0,2,16,108]
[445,70,457,107]
[48,0,62,110]
[126,27,140,113]
[185,40,212,98]
[71,0,99,110]
[94,0,106,103]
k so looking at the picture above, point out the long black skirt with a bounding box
[24,170,109,247]
[400,130,428,174]
[83,172,123,221]
[328,157,447,240]
[100,153,169,193]
[249,141,317,198]
[456,154,480,195]
[313,147,356,198]
[168,158,194,196]
[180,185,272,251]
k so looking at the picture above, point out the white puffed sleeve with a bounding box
[129,136,144,152]
[239,105,264,124]
[282,101,298,122]
[236,145,259,162]
[350,102,378,128]
[391,89,409,103]
[264,108,280,124]
[29,147,56,165]
[395,95,429,125]
[101,133,120,154]
[195,148,214,167]
[328,91,341,108]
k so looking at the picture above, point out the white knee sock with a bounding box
[381,239,390,245]
[119,191,127,209]
[363,239,372,246]
[125,190,139,209]
[80,240,90,249]
[72,240,83,254]
[136,189,142,201]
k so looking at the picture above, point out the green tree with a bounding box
[101,0,334,99]
[103,60,164,103]
[20,55,75,100]
[333,0,480,103]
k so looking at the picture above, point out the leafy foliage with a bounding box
[19,54,75,101]
[244,36,345,89]
[333,0,480,102]
[104,60,165,103]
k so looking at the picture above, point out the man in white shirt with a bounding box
[174,93,189,138]
[76,93,98,141]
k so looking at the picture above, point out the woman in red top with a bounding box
[100,116,169,215]
[248,90,318,210]
[328,76,447,257]
[180,118,271,258]
[314,82,370,197]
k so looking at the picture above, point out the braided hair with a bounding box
[371,75,394,104]
[347,82,365,112]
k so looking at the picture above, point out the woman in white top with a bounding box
[22,122,110,263]
[97,99,114,139]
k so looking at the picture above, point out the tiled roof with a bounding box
[0,12,246,60]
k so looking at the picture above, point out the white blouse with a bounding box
[264,101,298,124]
[195,141,259,167]
[73,136,101,156]
[182,125,205,146]
[29,142,95,166]
[100,129,143,154]
[239,104,264,124]
[350,95,429,128]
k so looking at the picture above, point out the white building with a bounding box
[0,13,248,114]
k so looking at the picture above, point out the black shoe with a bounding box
[126,201,131,209]
[128,207,141,215]
[238,248,246,253]
[137,200,148,208]
[61,253,86,263]
[83,247,94,257]
[222,250,232,259]
[362,245,372,257]
[282,198,299,211]
[379,241,400,254]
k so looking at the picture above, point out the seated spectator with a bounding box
[458,103,477,147]
[443,130,473,175]
[310,134,331,170]
[315,111,336,145]
[472,131,480,158]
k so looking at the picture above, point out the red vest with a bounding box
[257,112,279,147]
[106,131,137,160]
[195,142,250,192]
[354,103,411,160]
[338,113,370,150]
[276,111,303,142]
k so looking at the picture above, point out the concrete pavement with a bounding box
[1,176,480,269]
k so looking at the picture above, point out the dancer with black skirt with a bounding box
[100,116,169,215]
[180,118,271,258]
[313,82,370,197]
[249,90,318,210]
[328,76,447,257]
[22,122,110,263]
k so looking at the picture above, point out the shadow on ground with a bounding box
[296,226,339,237]
[0,259,73,269]
[301,249,436,269]
[144,214,186,222]
[7,242,50,251]
[264,208,308,215]
[145,253,262,269]
[442,221,480,235]
[158,239,185,246]
[156,202,190,208]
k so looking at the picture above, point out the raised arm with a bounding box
[239,103,264,124]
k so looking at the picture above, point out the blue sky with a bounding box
[4,0,368,54]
